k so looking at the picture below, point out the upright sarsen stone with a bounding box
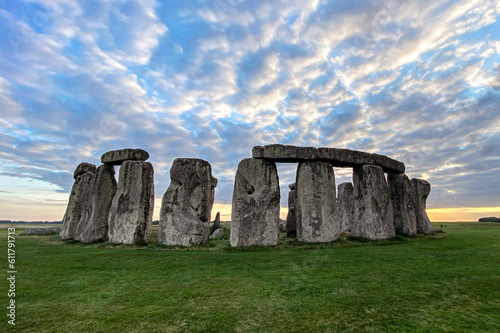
[60,168,96,240]
[230,158,280,247]
[295,161,340,243]
[158,158,216,246]
[73,162,97,179]
[388,173,417,236]
[352,164,395,240]
[108,161,154,244]
[337,182,354,233]
[75,164,117,243]
[286,186,297,237]
[411,178,433,235]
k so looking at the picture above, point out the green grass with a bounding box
[1,223,499,332]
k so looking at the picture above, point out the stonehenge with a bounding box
[61,143,435,248]
[411,178,433,235]
[295,161,340,243]
[108,160,154,244]
[337,182,354,233]
[60,149,154,245]
[158,158,217,246]
[60,167,96,240]
[351,164,395,240]
[285,183,297,237]
[388,173,417,236]
[75,164,117,243]
[232,144,433,246]
[253,144,405,173]
[101,148,149,165]
[230,158,280,247]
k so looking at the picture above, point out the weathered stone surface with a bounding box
[211,212,221,234]
[318,148,404,173]
[210,228,224,240]
[22,227,60,235]
[60,171,95,240]
[296,161,340,243]
[101,148,149,165]
[75,164,117,243]
[252,144,405,173]
[108,161,154,244]
[411,178,433,235]
[388,173,417,236]
[288,182,296,190]
[230,158,280,247]
[73,162,96,179]
[352,165,395,240]
[286,189,297,237]
[253,144,318,162]
[158,158,216,246]
[279,219,287,232]
[337,182,354,233]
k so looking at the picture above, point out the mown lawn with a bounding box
[1,223,499,332]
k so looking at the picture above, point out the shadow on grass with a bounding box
[42,230,448,253]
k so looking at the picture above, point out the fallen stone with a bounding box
[73,162,97,179]
[296,161,340,243]
[158,158,216,246]
[337,182,354,233]
[230,158,280,247]
[75,164,117,243]
[108,161,154,244]
[411,178,433,235]
[286,189,297,237]
[210,228,224,240]
[60,171,96,240]
[22,227,61,235]
[288,183,296,190]
[252,144,405,173]
[352,164,395,240]
[388,173,417,236]
[101,148,149,165]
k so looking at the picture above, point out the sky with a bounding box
[0,0,499,222]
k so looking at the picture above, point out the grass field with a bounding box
[1,222,499,332]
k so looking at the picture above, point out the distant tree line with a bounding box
[0,220,62,224]
[478,217,500,223]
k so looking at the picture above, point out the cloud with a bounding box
[0,0,498,220]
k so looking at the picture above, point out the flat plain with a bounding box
[2,222,499,332]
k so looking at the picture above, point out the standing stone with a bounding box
[73,162,97,179]
[337,182,354,233]
[230,158,280,247]
[286,187,297,237]
[411,178,433,234]
[212,212,221,234]
[158,158,216,246]
[388,173,417,236]
[75,164,117,243]
[296,161,340,243]
[352,164,395,240]
[60,169,96,240]
[108,161,154,244]
[210,177,218,214]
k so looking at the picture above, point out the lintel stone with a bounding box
[252,144,405,173]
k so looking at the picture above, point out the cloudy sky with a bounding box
[0,0,499,222]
